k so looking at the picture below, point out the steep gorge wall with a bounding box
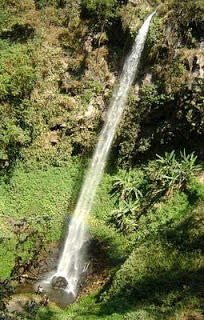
[0,0,203,173]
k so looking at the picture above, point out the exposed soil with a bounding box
[7,293,40,313]
[197,171,204,184]
[78,239,110,298]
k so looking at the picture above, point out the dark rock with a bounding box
[51,276,68,289]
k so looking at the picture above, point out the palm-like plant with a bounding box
[111,169,145,204]
[146,150,200,194]
[110,170,147,234]
[110,200,139,234]
[177,150,200,188]
[110,150,200,234]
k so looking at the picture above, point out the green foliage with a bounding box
[117,76,203,164]
[80,81,103,106]
[0,156,203,320]
[110,151,201,234]
[114,0,203,166]
[103,237,203,306]
[0,39,37,172]
[97,162,204,318]
[90,173,131,263]
[100,192,204,319]
[26,201,204,320]
[0,6,11,31]
[145,15,163,52]
[111,169,145,203]
[146,150,200,194]
[110,200,140,234]
[81,0,118,22]
[34,0,66,9]
[0,160,85,277]
[139,83,173,109]
[89,219,130,263]
[136,191,191,243]
[0,118,31,168]
[0,2,203,320]
[109,169,147,233]
[0,40,37,100]
[116,83,174,163]
[168,0,204,46]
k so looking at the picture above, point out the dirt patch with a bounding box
[6,294,40,313]
[197,171,204,184]
[78,239,110,298]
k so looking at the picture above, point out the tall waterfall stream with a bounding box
[42,11,155,305]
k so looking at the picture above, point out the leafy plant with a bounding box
[34,0,65,9]
[81,0,118,23]
[146,150,200,195]
[168,0,204,46]
[110,200,139,234]
[110,151,201,234]
[0,278,15,313]
[0,40,37,100]
[111,169,146,204]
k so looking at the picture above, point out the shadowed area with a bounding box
[35,280,75,308]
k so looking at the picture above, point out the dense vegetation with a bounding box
[0,0,203,319]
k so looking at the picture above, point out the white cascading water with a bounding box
[53,11,156,298]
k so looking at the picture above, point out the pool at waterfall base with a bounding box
[35,275,76,308]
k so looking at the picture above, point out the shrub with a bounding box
[81,0,117,22]
[110,200,140,234]
[34,0,66,9]
[0,40,37,172]
[0,41,37,100]
[109,151,201,234]
[109,169,148,234]
[146,150,200,194]
[168,0,204,46]
[111,169,146,203]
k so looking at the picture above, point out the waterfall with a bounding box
[53,11,156,298]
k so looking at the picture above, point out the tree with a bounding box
[81,0,120,58]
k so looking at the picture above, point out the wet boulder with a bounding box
[51,276,68,289]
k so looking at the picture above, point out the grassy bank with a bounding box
[0,153,203,320]
[0,158,128,277]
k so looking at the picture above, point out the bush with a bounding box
[0,40,37,172]
[0,41,37,100]
[168,0,204,46]
[109,151,201,234]
[111,169,146,203]
[34,0,66,9]
[146,150,201,194]
[81,0,117,21]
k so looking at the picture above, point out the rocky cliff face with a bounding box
[116,0,204,164]
[0,0,203,172]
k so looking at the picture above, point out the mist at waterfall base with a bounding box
[38,11,155,307]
